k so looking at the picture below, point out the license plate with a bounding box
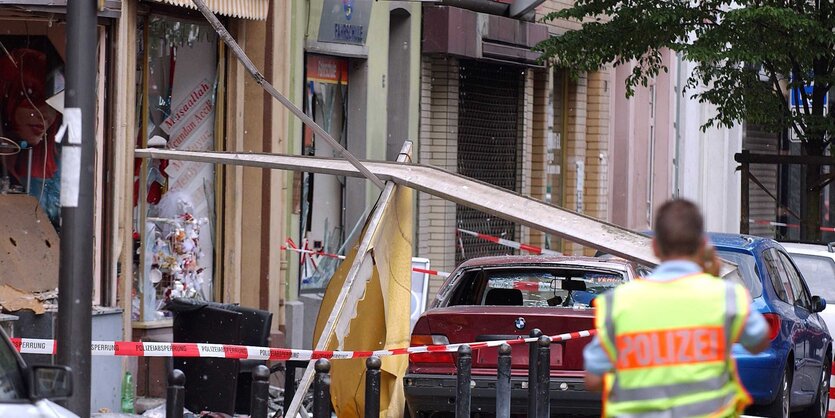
[475,342,563,368]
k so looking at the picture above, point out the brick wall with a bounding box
[562,72,588,254]
[584,69,611,234]
[528,0,615,255]
[518,69,535,246]
[418,55,460,297]
[417,29,614,278]
[536,0,583,35]
[530,70,551,250]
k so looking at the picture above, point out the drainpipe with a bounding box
[673,51,683,198]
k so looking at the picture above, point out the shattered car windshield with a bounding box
[447,267,627,308]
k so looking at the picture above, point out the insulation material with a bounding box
[0,285,45,314]
[313,186,413,418]
[0,194,59,293]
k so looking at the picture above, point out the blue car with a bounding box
[709,233,831,418]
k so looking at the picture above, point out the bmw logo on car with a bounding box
[514,317,526,330]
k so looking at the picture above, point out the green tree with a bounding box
[537,1,835,240]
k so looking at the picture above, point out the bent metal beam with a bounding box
[135,148,658,266]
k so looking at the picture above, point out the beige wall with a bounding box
[529,70,551,251]
[609,51,675,232]
[533,0,614,255]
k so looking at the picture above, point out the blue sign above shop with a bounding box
[318,0,372,45]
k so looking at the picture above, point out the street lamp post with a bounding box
[57,0,97,413]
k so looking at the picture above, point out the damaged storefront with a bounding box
[0,0,125,411]
[286,0,423,351]
[128,0,275,402]
[132,13,220,323]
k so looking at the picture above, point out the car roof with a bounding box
[705,232,773,251]
[455,255,633,272]
[780,241,835,256]
[644,231,775,253]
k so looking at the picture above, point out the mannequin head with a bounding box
[0,48,59,145]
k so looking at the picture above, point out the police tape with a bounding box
[11,329,595,360]
[281,240,452,277]
[456,228,562,256]
[829,365,835,418]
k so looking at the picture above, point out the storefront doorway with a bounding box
[299,53,348,291]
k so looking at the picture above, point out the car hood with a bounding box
[34,400,77,418]
[0,400,78,418]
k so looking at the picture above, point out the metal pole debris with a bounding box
[133,148,675,268]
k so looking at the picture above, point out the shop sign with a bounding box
[306,54,349,85]
[318,0,372,45]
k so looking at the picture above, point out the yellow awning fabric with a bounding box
[157,0,268,20]
[314,186,413,418]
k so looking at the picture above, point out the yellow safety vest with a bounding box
[595,273,752,418]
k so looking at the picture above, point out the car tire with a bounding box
[763,365,792,418]
[798,359,831,418]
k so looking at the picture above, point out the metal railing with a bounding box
[164,329,555,418]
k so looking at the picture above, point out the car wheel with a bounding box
[763,365,791,418]
[798,359,831,418]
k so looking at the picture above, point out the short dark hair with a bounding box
[654,199,704,257]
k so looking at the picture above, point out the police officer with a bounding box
[584,199,770,417]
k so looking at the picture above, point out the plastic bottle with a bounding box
[121,371,135,413]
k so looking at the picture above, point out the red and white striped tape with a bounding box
[281,240,451,278]
[829,363,835,417]
[750,219,835,233]
[11,329,595,359]
[457,228,561,256]
[411,267,451,278]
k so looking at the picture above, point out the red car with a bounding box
[404,255,645,417]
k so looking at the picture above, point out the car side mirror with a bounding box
[812,296,827,313]
[29,365,72,400]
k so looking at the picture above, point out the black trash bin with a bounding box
[229,305,273,415]
[165,298,242,415]
[164,298,273,415]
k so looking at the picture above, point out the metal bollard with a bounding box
[313,358,332,418]
[535,336,551,418]
[496,343,512,418]
[456,345,473,418]
[250,364,270,418]
[527,328,543,418]
[284,361,297,416]
[166,369,185,418]
[365,356,382,418]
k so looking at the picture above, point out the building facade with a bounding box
[608,52,744,234]
[282,0,423,349]
[415,0,618,300]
